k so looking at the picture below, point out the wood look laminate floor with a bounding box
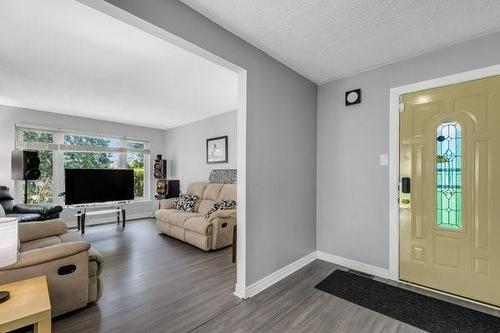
[50,219,497,333]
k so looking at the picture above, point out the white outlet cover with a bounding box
[379,154,389,166]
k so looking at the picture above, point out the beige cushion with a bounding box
[59,231,84,243]
[168,211,202,227]
[20,236,61,252]
[198,200,216,216]
[20,230,84,252]
[203,183,224,200]
[18,219,68,243]
[184,217,212,235]
[187,182,208,198]
[160,198,176,209]
[155,209,178,221]
[6,241,91,270]
[218,184,237,203]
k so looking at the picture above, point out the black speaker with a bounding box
[11,151,41,180]
[165,180,180,199]
[153,157,167,179]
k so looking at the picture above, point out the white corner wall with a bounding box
[164,111,237,191]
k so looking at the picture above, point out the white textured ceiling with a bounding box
[180,0,500,83]
[0,0,238,129]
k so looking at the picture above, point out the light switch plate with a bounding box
[379,154,389,166]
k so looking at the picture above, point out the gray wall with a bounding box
[104,0,318,285]
[0,105,166,226]
[165,111,237,192]
[317,31,500,269]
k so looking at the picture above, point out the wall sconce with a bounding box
[345,89,361,106]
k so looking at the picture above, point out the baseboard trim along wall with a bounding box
[233,284,246,299]
[243,251,317,298]
[241,251,389,299]
[316,251,389,279]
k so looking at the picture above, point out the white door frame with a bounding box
[388,64,500,281]
[77,0,249,298]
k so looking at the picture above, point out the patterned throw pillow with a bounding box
[205,200,236,218]
[173,194,198,212]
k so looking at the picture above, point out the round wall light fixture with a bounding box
[345,89,361,106]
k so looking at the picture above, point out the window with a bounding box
[15,126,150,204]
[436,122,462,229]
[21,131,54,204]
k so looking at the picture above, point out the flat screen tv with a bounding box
[65,169,134,205]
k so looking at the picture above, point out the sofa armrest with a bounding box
[18,219,68,243]
[88,247,104,276]
[208,209,237,222]
[13,204,63,215]
[160,198,177,209]
[2,241,90,270]
[210,214,237,250]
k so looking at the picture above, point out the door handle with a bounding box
[401,177,411,194]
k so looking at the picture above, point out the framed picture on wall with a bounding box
[206,136,228,164]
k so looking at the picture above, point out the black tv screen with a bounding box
[65,169,134,205]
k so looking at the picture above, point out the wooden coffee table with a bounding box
[0,276,51,333]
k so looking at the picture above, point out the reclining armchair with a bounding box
[0,186,63,222]
[0,219,103,316]
[156,182,237,251]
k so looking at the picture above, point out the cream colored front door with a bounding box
[399,75,500,306]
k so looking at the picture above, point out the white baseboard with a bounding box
[233,283,247,299]
[244,251,317,298]
[316,251,389,279]
[237,251,389,299]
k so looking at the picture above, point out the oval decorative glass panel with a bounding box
[436,122,462,229]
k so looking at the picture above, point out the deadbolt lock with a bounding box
[401,199,410,205]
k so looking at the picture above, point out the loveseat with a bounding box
[0,219,103,316]
[155,182,236,251]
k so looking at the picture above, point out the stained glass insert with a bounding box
[436,122,462,229]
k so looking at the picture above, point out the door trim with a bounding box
[388,64,500,282]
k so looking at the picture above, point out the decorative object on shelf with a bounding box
[0,217,18,303]
[11,150,41,204]
[206,136,228,164]
[209,169,237,184]
[345,88,361,106]
[153,154,167,179]
[155,179,179,198]
[156,179,168,195]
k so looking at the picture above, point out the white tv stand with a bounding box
[74,202,126,234]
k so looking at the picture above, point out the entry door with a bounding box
[399,75,500,306]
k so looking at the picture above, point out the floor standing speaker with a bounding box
[12,150,41,204]
[11,151,41,180]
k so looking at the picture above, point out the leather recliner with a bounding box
[0,186,63,222]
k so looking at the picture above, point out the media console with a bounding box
[74,203,126,234]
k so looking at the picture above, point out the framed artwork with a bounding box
[206,136,228,164]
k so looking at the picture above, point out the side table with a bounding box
[0,276,51,332]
